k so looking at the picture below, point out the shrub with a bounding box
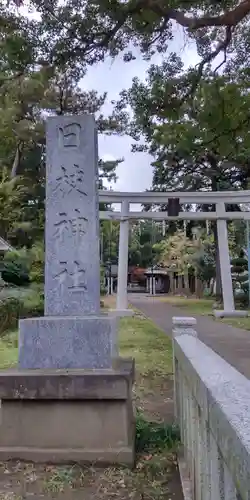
[22,293,44,318]
[1,249,31,286]
[2,262,30,286]
[1,243,45,287]
[0,293,44,335]
[0,298,23,334]
[135,410,180,454]
[29,241,44,284]
[230,250,250,308]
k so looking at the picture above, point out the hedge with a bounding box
[0,293,105,335]
[0,295,44,335]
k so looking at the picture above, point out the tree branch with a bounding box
[149,0,250,30]
[11,143,23,178]
[12,0,250,33]
[183,25,232,102]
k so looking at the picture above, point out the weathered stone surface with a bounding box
[0,445,134,467]
[0,366,135,467]
[174,334,250,499]
[172,316,197,338]
[45,115,100,317]
[172,317,197,326]
[7,114,135,467]
[214,309,248,318]
[0,360,134,399]
[112,357,135,382]
[19,315,117,369]
[18,115,117,370]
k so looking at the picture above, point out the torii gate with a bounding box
[99,189,250,317]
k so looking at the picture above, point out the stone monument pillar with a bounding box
[45,116,100,316]
[19,115,116,369]
[0,115,135,466]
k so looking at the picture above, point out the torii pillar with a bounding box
[214,202,247,317]
[116,200,133,316]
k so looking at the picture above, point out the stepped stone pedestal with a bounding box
[213,309,248,318]
[0,115,135,466]
[0,359,135,466]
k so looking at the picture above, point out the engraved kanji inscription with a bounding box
[53,260,87,292]
[58,123,81,148]
[55,164,87,196]
[54,209,87,245]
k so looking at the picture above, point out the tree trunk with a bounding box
[184,273,190,295]
[11,144,22,178]
[194,273,198,296]
[176,275,179,294]
[176,274,185,295]
[196,278,204,298]
[169,272,174,294]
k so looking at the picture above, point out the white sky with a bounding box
[85,30,199,192]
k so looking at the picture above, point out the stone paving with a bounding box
[129,294,250,379]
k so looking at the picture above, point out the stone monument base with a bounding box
[213,309,248,318]
[109,309,134,317]
[0,359,135,467]
[19,315,117,369]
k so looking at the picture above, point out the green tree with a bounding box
[1,248,31,286]
[119,66,250,191]
[157,230,198,293]
[231,250,249,306]
[192,234,216,285]
[6,0,250,156]
[117,64,250,295]
[0,173,33,243]
[128,221,164,268]
[100,220,120,266]
[29,241,45,284]
[10,0,250,89]
[0,10,122,248]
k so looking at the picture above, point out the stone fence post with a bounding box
[172,317,197,338]
[172,320,250,499]
[172,317,197,427]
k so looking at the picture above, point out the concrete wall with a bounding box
[172,317,250,500]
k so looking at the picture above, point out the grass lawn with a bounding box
[157,295,250,330]
[0,331,18,368]
[0,307,182,500]
[158,296,214,315]
[220,316,250,330]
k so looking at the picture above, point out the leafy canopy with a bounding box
[7,0,250,99]
[0,0,124,247]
